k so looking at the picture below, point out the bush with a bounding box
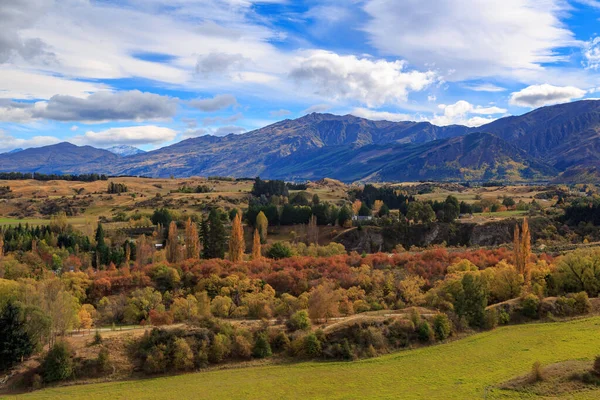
[144,345,168,374]
[266,242,293,259]
[42,342,74,383]
[432,314,452,341]
[498,310,510,325]
[233,335,253,359]
[286,310,311,332]
[172,338,194,371]
[570,291,591,315]
[303,333,322,357]
[209,334,230,363]
[531,361,545,382]
[521,294,540,319]
[96,347,111,373]
[417,321,433,343]
[271,331,290,352]
[484,309,499,330]
[252,332,272,358]
[93,330,103,345]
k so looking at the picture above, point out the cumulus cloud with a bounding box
[509,84,587,107]
[350,108,411,122]
[430,100,506,127]
[73,126,177,147]
[269,109,291,118]
[189,94,238,112]
[290,50,436,107]
[583,37,600,70]
[362,0,576,80]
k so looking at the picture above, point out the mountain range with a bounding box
[2,100,600,182]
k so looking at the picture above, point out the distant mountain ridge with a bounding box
[106,145,146,157]
[1,100,600,182]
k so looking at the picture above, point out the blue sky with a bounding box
[1,0,600,152]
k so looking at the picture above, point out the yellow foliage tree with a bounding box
[184,217,200,260]
[372,200,384,216]
[252,228,262,260]
[256,211,268,243]
[166,221,180,263]
[514,217,532,286]
[352,199,362,216]
[228,212,245,262]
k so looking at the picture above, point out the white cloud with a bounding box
[189,94,238,112]
[350,108,411,122]
[583,37,600,70]
[290,50,436,107]
[430,100,505,127]
[302,104,331,114]
[509,84,587,107]
[463,83,507,92]
[362,0,577,80]
[73,126,177,146]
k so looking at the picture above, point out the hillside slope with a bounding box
[12,317,600,400]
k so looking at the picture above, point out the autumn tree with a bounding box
[136,235,154,267]
[184,218,200,260]
[252,228,262,260]
[352,200,362,216]
[228,212,244,262]
[308,281,340,322]
[514,218,532,285]
[165,221,180,263]
[372,200,384,217]
[256,211,268,243]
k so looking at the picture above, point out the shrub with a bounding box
[417,321,433,343]
[594,355,600,376]
[498,310,510,325]
[144,345,168,374]
[172,338,194,371]
[252,332,272,359]
[521,294,540,319]
[484,309,499,330]
[287,310,311,332]
[42,342,74,383]
[209,334,231,363]
[233,335,253,359]
[271,331,290,352]
[96,347,111,373]
[93,330,103,345]
[303,333,322,357]
[266,242,293,259]
[570,291,591,315]
[432,314,452,341]
[531,361,545,382]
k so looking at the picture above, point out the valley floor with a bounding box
[4,317,600,400]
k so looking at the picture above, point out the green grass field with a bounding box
[5,317,600,400]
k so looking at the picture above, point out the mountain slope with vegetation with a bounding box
[1,100,600,181]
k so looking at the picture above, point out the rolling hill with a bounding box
[1,100,600,182]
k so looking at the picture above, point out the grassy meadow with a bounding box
[6,317,600,400]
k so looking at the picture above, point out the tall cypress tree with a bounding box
[201,209,227,259]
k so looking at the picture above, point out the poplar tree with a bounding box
[256,211,268,243]
[228,212,244,262]
[184,218,200,259]
[252,228,262,260]
[166,221,180,263]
